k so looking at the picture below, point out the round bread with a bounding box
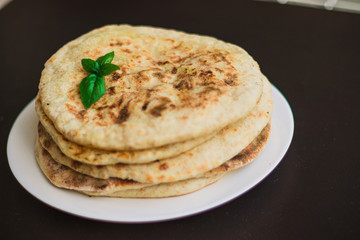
[82,175,223,198]
[38,76,273,184]
[36,98,216,165]
[35,135,223,198]
[35,137,152,192]
[38,25,263,150]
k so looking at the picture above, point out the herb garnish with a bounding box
[79,51,120,109]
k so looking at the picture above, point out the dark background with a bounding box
[1,0,360,239]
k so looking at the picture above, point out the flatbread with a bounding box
[35,135,223,198]
[35,136,152,192]
[39,76,273,184]
[38,24,263,150]
[36,123,269,198]
[204,123,270,176]
[82,174,223,198]
[35,98,216,165]
[39,120,270,179]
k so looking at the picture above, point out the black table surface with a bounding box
[1,0,359,239]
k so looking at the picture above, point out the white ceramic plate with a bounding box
[7,85,293,223]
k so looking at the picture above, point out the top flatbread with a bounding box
[35,97,216,165]
[38,25,263,150]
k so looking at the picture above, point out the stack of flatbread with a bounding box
[35,25,273,198]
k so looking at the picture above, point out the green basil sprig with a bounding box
[79,51,120,109]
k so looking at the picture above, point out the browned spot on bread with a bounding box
[174,76,193,90]
[199,70,213,78]
[215,67,224,73]
[117,95,124,107]
[199,87,222,97]
[97,184,108,190]
[171,67,177,74]
[96,112,103,120]
[66,103,81,118]
[115,103,130,124]
[43,139,51,149]
[152,72,164,79]
[224,73,238,86]
[96,105,109,111]
[122,49,132,54]
[76,110,87,120]
[166,38,175,43]
[149,97,172,117]
[134,70,150,83]
[142,101,149,111]
[150,104,167,117]
[109,41,123,47]
[173,42,183,49]
[211,52,231,64]
[74,148,86,157]
[159,163,169,170]
[71,161,82,169]
[174,52,195,63]
[111,72,122,82]
[108,86,115,95]
[157,61,169,65]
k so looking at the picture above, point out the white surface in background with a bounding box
[0,0,11,10]
[259,0,360,13]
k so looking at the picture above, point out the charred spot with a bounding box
[115,103,130,124]
[110,41,123,47]
[97,184,108,190]
[174,77,193,90]
[169,104,176,109]
[171,67,177,74]
[96,165,105,169]
[199,70,213,78]
[142,101,149,111]
[200,87,222,96]
[111,71,122,82]
[157,61,169,65]
[224,73,238,86]
[43,139,51,149]
[118,96,124,107]
[152,72,164,79]
[108,86,115,95]
[71,161,82,169]
[96,105,107,111]
[211,52,231,64]
[134,71,150,82]
[150,104,168,117]
[109,104,117,109]
[149,98,172,117]
[159,163,169,170]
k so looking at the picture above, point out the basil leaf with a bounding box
[79,74,106,109]
[101,63,120,76]
[96,51,115,66]
[81,59,100,74]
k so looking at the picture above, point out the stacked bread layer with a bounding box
[35,25,273,198]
